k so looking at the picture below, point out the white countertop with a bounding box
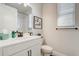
[0,36,41,47]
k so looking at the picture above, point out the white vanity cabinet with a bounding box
[0,36,42,56]
[12,38,42,56]
[12,44,41,56]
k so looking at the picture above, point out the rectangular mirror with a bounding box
[0,3,32,34]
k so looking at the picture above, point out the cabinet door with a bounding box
[0,48,2,56]
[31,44,41,56]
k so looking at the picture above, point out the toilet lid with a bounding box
[41,45,53,52]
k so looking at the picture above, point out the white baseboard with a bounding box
[53,50,67,56]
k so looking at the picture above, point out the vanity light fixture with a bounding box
[18,3,30,7]
[18,3,22,4]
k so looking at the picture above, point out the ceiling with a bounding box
[5,3,32,15]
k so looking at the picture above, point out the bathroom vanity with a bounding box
[0,4,43,56]
[0,36,42,56]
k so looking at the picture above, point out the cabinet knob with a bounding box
[30,50,32,56]
[27,51,30,56]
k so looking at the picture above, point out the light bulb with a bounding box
[24,3,27,7]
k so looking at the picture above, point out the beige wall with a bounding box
[30,3,43,35]
[42,3,79,56]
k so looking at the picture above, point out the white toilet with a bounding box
[41,45,53,56]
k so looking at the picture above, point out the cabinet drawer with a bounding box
[3,38,42,56]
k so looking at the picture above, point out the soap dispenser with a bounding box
[12,31,16,38]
